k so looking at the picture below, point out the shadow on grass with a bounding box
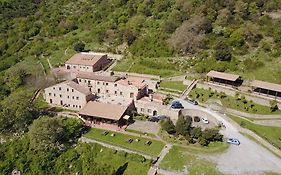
[115,162,128,175]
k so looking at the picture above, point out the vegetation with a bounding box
[189,88,281,114]
[160,111,223,146]
[160,81,186,92]
[160,146,223,174]
[228,115,281,149]
[160,118,176,134]
[84,128,165,157]
[0,138,151,175]
[0,89,38,136]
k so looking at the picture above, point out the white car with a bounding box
[201,117,209,124]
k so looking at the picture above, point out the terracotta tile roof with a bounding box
[77,72,119,82]
[251,80,281,92]
[207,70,240,81]
[78,101,127,120]
[116,77,146,89]
[65,52,107,66]
[47,80,92,96]
[66,81,92,95]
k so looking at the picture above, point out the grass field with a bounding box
[113,57,185,77]
[189,88,281,115]
[228,115,281,149]
[84,128,165,157]
[160,81,186,92]
[89,143,151,175]
[231,51,281,84]
[125,129,157,138]
[160,146,223,174]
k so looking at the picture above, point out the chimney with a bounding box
[149,94,153,101]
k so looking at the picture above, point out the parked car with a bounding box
[156,115,167,120]
[201,117,209,124]
[148,116,159,122]
[171,101,184,109]
[193,116,200,122]
[187,99,198,105]
[227,138,240,145]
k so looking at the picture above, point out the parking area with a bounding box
[127,120,160,134]
[181,109,219,129]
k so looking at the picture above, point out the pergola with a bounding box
[251,80,281,98]
[206,70,242,87]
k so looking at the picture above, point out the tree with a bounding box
[29,116,65,151]
[199,128,223,146]
[74,41,85,52]
[4,66,28,91]
[0,89,36,135]
[214,40,232,61]
[169,16,210,55]
[190,127,202,139]
[175,111,192,136]
[160,118,176,134]
[28,116,85,151]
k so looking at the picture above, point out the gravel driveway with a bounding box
[178,99,281,175]
[127,120,160,134]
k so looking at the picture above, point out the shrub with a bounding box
[74,42,85,52]
[160,118,176,134]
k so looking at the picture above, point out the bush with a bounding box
[160,118,176,134]
[74,42,85,52]
[199,128,223,146]
[175,112,192,136]
[190,127,202,139]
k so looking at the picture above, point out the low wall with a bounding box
[114,71,160,80]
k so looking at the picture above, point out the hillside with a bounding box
[1,0,281,98]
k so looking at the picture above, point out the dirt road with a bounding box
[178,99,281,175]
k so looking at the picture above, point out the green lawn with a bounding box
[160,146,223,175]
[89,143,151,175]
[125,129,157,138]
[228,115,281,149]
[160,81,187,92]
[84,128,165,157]
[113,57,185,77]
[189,88,281,115]
[230,51,281,84]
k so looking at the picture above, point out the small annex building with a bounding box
[251,80,281,98]
[65,52,110,72]
[78,101,130,126]
[206,70,243,87]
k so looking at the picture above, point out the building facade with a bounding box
[76,73,148,100]
[65,52,110,72]
[44,80,94,110]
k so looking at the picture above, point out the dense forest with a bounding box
[0,0,281,91]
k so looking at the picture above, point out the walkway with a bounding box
[180,79,197,99]
[80,137,153,160]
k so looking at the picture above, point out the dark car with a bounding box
[148,116,159,122]
[187,99,198,105]
[171,101,184,109]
